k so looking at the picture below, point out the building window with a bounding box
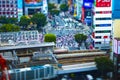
[96,24,111,27]
[95,47,99,49]
[95,36,101,39]
[96,11,112,14]
[96,17,111,20]
[95,42,101,44]
[95,30,111,33]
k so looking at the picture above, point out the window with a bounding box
[96,11,112,14]
[95,36,101,39]
[95,47,99,49]
[95,30,111,33]
[96,24,111,27]
[96,17,111,20]
[95,42,101,44]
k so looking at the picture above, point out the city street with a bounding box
[44,13,92,50]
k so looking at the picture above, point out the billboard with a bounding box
[83,0,94,8]
[24,0,43,7]
[112,0,120,19]
[81,7,85,23]
[25,0,41,3]
[114,38,120,54]
[96,0,111,7]
[18,0,23,21]
[83,2,92,8]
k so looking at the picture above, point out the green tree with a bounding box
[44,33,56,43]
[19,15,31,30]
[48,3,56,12]
[50,10,60,16]
[95,57,114,78]
[31,13,47,31]
[0,24,20,32]
[0,16,9,24]
[8,18,18,24]
[0,16,18,24]
[60,4,68,12]
[74,34,87,49]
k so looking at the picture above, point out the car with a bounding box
[96,78,103,80]
[86,74,94,80]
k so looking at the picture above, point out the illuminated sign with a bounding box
[24,0,43,7]
[25,0,41,3]
[96,0,111,7]
[83,0,94,8]
[83,2,92,8]
[103,36,108,39]
[81,7,85,22]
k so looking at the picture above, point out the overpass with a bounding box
[58,62,97,74]
[54,49,108,75]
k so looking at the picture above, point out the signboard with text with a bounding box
[83,0,94,9]
[24,0,43,7]
[96,0,111,7]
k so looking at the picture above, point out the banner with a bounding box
[96,0,111,7]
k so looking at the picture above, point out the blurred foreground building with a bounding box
[112,0,120,79]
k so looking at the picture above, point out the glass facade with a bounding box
[0,0,18,18]
[112,0,120,19]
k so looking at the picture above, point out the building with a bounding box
[0,0,23,20]
[91,0,112,50]
[24,0,48,15]
[112,0,120,19]
[0,0,48,20]
[113,38,120,80]
[112,0,120,79]
[82,0,94,26]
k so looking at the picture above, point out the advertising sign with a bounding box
[96,0,111,7]
[112,0,120,19]
[18,0,23,21]
[83,2,92,8]
[25,0,41,3]
[24,0,43,7]
[114,39,117,54]
[83,0,94,8]
[118,41,120,54]
[81,7,85,22]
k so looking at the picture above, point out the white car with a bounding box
[86,74,94,80]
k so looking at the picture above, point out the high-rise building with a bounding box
[82,0,94,26]
[0,0,23,20]
[91,0,112,50]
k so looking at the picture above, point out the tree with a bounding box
[95,57,114,78]
[31,13,47,31]
[44,33,56,43]
[0,16,9,24]
[60,4,68,12]
[48,3,56,12]
[19,15,31,30]
[8,18,18,24]
[0,16,18,24]
[50,10,60,16]
[74,34,87,49]
[0,24,20,32]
